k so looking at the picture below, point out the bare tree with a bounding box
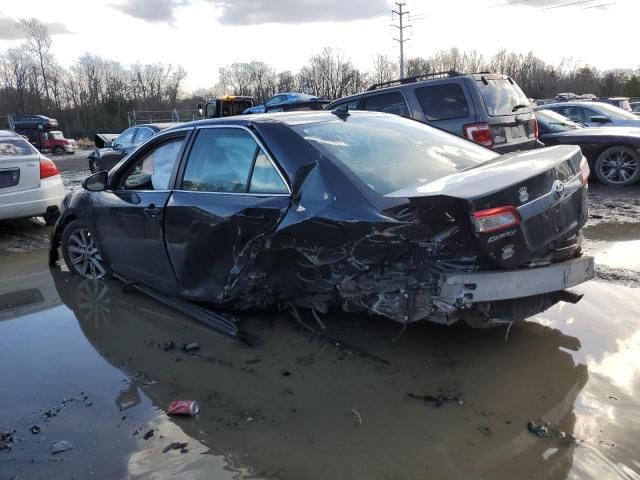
[371,53,399,85]
[18,18,53,103]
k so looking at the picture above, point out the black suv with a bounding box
[326,72,538,153]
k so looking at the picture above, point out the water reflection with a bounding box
[50,268,591,480]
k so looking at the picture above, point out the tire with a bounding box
[61,219,109,279]
[43,210,60,226]
[53,146,65,155]
[594,146,640,186]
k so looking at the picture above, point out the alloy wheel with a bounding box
[66,228,107,279]
[600,150,639,184]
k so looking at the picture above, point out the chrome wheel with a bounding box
[66,228,106,279]
[598,148,639,185]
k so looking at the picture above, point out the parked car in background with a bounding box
[327,72,538,152]
[0,130,64,225]
[198,95,255,118]
[596,97,632,112]
[630,101,640,116]
[243,92,320,114]
[51,111,593,329]
[535,108,640,186]
[555,93,577,101]
[543,101,640,128]
[11,115,77,155]
[88,123,179,173]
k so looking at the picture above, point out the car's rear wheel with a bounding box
[61,220,108,279]
[595,146,640,186]
[53,146,65,155]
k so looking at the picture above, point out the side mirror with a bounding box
[83,171,108,192]
[197,102,203,117]
[590,115,609,123]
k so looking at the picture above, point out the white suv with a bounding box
[0,130,65,225]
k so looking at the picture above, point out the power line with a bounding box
[581,2,616,8]
[542,0,598,9]
[391,2,411,79]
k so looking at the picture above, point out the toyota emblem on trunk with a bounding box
[552,180,565,199]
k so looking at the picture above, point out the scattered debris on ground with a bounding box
[527,420,579,444]
[30,425,41,435]
[167,400,199,416]
[51,440,74,455]
[143,429,155,440]
[0,431,14,451]
[181,341,200,352]
[406,392,464,407]
[162,442,188,454]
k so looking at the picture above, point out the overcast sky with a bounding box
[0,0,637,91]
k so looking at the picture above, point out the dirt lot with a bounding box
[0,159,639,480]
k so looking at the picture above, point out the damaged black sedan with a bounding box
[50,111,594,328]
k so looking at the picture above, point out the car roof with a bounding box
[133,123,181,130]
[166,110,389,131]
[541,101,604,108]
[0,130,21,138]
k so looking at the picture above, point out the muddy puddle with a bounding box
[1,249,639,479]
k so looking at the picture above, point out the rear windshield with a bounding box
[0,137,36,157]
[292,114,498,196]
[477,78,530,116]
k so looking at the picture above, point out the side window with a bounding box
[415,84,470,121]
[182,129,257,193]
[582,108,603,122]
[362,92,409,117]
[249,152,288,194]
[266,95,285,106]
[122,137,185,190]
[133,127,154,146]
[331,99,359,111]
[115,128,136,148]
[561,107,582,123]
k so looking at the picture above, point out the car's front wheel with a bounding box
[61,220,109,279]
[595,146,640,186]
[53,146,65,155]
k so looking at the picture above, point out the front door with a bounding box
[93,132,188,294]
[164,126,290,302]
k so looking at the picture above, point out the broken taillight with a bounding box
[579,156,590,184]
[39,156,60,179]
[463,123,493,147]
[472,206,521,234]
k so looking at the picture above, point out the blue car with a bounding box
[243,92,319,114]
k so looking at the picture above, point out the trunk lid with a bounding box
[387,145,588,268]
[0,136,41,194]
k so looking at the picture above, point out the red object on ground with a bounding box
[167,400,199,416]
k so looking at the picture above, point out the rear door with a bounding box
[413,81,475,136]
[0,136,41,195]
[164,126,290,302]
[93,131,189,294]
[474,75,537,152]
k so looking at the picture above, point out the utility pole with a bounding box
[392,2,411,79]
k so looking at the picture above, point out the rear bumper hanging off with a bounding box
[436,256,595,307]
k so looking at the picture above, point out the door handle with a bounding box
[144,204,161,219]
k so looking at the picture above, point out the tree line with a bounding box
[1,19,639,138]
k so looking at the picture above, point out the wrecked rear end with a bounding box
[279,114,593,327]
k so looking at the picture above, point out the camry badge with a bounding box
[518,186,529,203]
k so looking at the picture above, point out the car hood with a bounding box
[385,145,581,200]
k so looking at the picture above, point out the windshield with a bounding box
[536,109,583,133]
[595,102,639,120]
[50,131,64,140]
[476,78,530,116]
[0,137,37,157]
[292,114,498,196]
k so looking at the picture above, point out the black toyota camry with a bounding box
[50,111,594,329]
